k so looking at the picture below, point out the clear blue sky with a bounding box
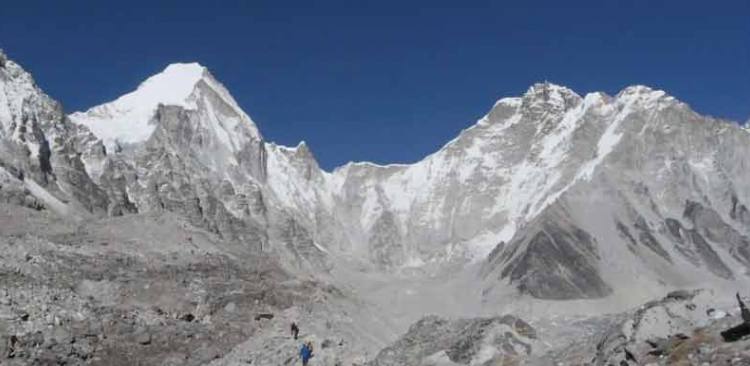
[2,0,748,170]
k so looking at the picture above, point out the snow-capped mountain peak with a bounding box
[130,62,208,107]
[69,62,261,153]
[616,84,672,105]
[69,62,207,150]
[524,82,580,99]
[521,82,582,116]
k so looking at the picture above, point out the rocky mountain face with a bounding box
[367,315,537,366]
[69,63,269,239]
[0,51,108,215]
[4,49,750,303]
[67,62,344,272]
[330,82,750,306]
[481,86,750,301]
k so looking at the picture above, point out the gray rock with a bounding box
[0,306,14,320]
[368,315,536,366]
[484,205,612,299]
[51,327,72,344]
[135,328,152,345]
[0,335,8,358]
[192,343,221,363]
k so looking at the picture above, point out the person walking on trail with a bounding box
[291,322,299,340]
[299,341,313,366]
[738,292,750,322]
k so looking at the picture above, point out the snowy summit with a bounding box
[70,62,208,151]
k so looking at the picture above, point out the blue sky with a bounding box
[1,0,748,170]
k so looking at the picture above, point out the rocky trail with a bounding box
[209,309,358,366]
[0,205,335,365]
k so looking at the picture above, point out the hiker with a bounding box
[300,341,313,365]
[738,292,750,322]
[291,322,299,340]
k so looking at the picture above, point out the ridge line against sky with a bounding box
[1,0,748,170]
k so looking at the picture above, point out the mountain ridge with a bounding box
[68,60,723,174]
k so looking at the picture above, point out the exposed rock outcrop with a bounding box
[368,315,537,366]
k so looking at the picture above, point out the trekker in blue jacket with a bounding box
[300,341,313,365]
